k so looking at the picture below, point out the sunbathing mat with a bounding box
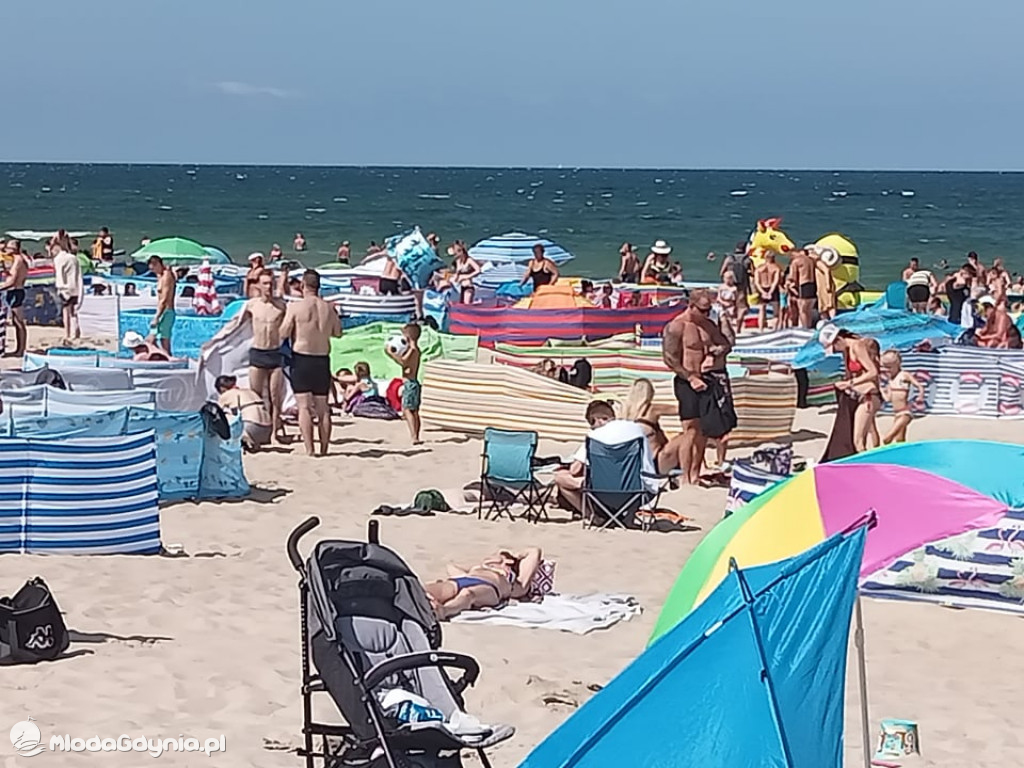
[450,593,641,634]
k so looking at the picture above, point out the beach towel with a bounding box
[821,387,858,462]
[450,594,641,635]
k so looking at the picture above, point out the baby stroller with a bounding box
[286,517,514,768]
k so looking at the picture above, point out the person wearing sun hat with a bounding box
[975,294,1012,348]
[641,239,673,285]
[244,252,266,298]
[121,330,170,362]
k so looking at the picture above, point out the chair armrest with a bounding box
[362,651,481,693]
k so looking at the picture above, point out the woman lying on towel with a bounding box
[424,547,542,620]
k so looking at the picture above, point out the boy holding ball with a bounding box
[386,323,423,444]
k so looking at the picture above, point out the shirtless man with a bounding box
[337,241,351,265]
[662,289,714,485]
[225,271,287,441]
[280,270,342,456]
[754,252,782,330]
[378,253,403,295]
[788,248,818,328]
[245,253,266,298]
[976,296,1012,348]
[148,255,177,353]
[1,239,29,356]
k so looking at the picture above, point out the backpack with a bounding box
[0,578,70,665]
[413,489,451,513]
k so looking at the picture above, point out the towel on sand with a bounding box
[450,594,641,635]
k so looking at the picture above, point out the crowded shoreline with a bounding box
[0,217,1023,768]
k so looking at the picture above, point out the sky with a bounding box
[1,0,1021,170]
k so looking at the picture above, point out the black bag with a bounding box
[200,402,231,440]
[0,578,70,664]
[699,372,738,440]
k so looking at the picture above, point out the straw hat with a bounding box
[121,330,147,349]
[651,239,672,256]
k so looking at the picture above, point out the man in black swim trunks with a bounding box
[280,270,342,456]
[223,270,288,441]
[0,239,29,357]
[663,289,715,485]
[789,247,818,329]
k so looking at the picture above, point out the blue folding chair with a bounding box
[478,428,548,522]
[582,436,674,531]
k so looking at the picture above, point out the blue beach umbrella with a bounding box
[469,232,574,265]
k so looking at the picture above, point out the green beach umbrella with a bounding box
[131,237,211,267]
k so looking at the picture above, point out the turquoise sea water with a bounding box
[3,164,1024,286]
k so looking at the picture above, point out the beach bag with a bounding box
[525,560,557,602]
[200,402,231,440]
[558,359,592,390]
[351,396,400,421]
[750,445,793,476]
[0,578,70,665]
[699,373,737,439]
[413,489,451,513]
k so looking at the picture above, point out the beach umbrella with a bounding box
[792,309,965,370]
[469,232,574,265]
[203,245,232,265]
[651,439,1024,644]
[191,259,222,316]
[522,526,866,768]
[131,237,210,266]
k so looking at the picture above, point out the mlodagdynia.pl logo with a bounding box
[10,717,44,757]
[9,716,226,758]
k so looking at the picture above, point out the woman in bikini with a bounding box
[451,242,481,304]
[424,548,542,620]
[880,350,925,444]
[821,326,882,453]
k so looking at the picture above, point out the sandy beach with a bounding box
[1,328,1022,768]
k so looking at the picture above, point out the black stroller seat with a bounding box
[288,517,514,768]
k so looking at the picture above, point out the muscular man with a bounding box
[280,270,342,456]
[754,252,782,330]
[662,289,713,485]
[789,248,818,328]
[1,239,29,356]
[148,255,177,353]
[225,271,287,441]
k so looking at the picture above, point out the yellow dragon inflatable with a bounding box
[745,217,862,309]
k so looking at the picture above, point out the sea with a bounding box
[3,164,1024,287]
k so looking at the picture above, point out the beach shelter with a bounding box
[793,309,965,370]
[469,232,574,265]
[131,237,211,267]
[651,440,1024,643]
[521,526,867,768]
[513,283,589,309]
[384,227,445,290]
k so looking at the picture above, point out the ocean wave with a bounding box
[333,197,348,202]
[730,190,748,197]
[418,193,451,200]
[6,230,92,241]
[158,205,173,210]
[901,190,915,197]
[306,207,327,213]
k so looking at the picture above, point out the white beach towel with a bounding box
[450,594,641,635]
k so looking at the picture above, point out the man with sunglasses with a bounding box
[662,289,730,484]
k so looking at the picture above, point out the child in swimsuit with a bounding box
[880,350,925,444]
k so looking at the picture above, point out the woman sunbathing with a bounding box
[424,547,542,620]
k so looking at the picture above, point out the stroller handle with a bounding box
[287,516,320,571]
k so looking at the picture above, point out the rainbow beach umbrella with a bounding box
[651,440,1024,644]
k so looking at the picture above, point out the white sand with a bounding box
[1,330,1022,766]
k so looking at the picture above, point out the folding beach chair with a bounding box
[477,428,549,522]
[582,436,673,531]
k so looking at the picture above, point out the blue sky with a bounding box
[1,0,1019,169]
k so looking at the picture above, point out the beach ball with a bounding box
[386,335,409,356]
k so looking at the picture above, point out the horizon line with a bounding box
[1,160,1022,174]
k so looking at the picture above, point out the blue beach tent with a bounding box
[519,526,866,768]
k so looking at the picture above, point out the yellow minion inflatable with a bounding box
[809,233,862,310]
